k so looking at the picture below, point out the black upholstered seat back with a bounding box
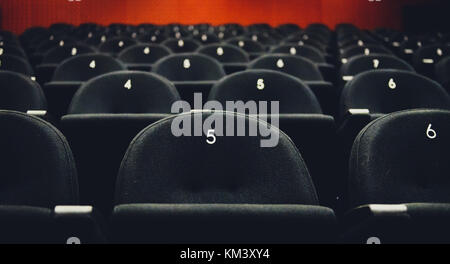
[197,44,249,63]
[226,37,264,53]
[341,54,414,77]
[270,44,325,63]
[98,37,138,54]
[209,69,322,114]
[0,71,47,112]
[152,53,225,81]
[68,71,180,114]
[340,69,450,117]
[0,45,27,59]
[162,38,200,53]
[249,54,324,81]
[52,53,126,82]
[42,44,96,64]
[0,55,33,76]
[349,109,450,207]
[340,44,392,59]
[118,44,171,64]
[435,56,450,91]
[116,111,319,205]
[0,110,78,207]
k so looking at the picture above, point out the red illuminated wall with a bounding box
[0,0,432,34]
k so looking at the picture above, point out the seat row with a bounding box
[0,108,449,243]
[1,67,449,212]
[3,23,450,97]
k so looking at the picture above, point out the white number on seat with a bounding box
[178,39,184,47]
[183,59,191,69]
[289,47,296,55]
[276,59,284,68]
[373,59,380,69]
[71,47,77,56]
[206,129,216,144]
[143,47,150,54]
[426,124,437,139]
[388,78,396,89]
[118,41,124,47]
[257,78,265,90]
[89,60,96,69]
[216,47,224,56]
[124,79,132,90]
[364,48,370,55]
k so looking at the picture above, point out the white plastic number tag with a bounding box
[426,124,437,139]
[206,129,216,144]
[144,47,150,54]
[71,47,77,56]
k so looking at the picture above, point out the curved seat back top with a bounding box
[0,110,78,207]
[68,71,180,114]
[0,71,47,112]
[152,53,225,81]
[340,69,450,117]
[349,109,450,207]
[52,53,126,82]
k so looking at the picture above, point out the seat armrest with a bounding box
[54,205,107,244]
